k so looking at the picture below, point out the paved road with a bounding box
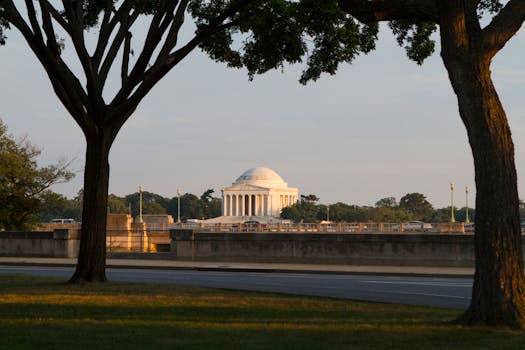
[0,265,472,309]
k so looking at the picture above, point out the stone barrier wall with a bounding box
[0,229,80,258]
[170,229,480,266]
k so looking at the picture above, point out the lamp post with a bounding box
[465,186,470,224]
[177,187,181,223]
[450,182,455,223]
[138,184,143,223]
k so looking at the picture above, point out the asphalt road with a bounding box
[0,265,472,309]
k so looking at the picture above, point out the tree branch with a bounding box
[24,0,44,42]
[338,0,439,23]
[154,0,190,66]
[2,2,90,131]
[110,0,257,124]
[92,1,132,68]
[98,9,140,88]
[63,0,105,120]
[112,2,177,105]
[39,1,60,57]
[121,32,132,86]
[482,0,525,57]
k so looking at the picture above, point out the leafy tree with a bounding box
[427,207,453,223]
[281,194,321,223]
[36,191,82,223]
[107,194,128,215]
[375,197,398,208]
[455,207,476,223]
[199,189,221,218]
[331,0,525,327]
[326,202,367,222]
[125,191,169,218]
[366,206,411,223]
[399,193,433,219]
[0,0,368,283]
[0,119,74,230]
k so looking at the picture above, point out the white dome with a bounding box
[233,167,288,188]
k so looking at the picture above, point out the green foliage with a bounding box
[399,192,434,219]
[36,191,82,222]
[366,206,412,222]
[125,191,169,218]
[166,189,222,221]
[107,194,128,214]
[0,3,8,45]
[190,0,378,84]
[281,194,319,222]
[477,0,504,17]
[0,119,74,230]
[388,20,437,64]
[375,197,398,208]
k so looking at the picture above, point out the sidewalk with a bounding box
[0,256,475,277]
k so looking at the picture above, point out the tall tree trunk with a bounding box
[69,132,112,283]
[440,26,525,326]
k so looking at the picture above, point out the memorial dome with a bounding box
[233,167,288,188]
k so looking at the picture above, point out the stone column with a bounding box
[248,194,252,217]
[222,194,227,216]
[238,194,243,216]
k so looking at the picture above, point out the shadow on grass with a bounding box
[0,274,524,350]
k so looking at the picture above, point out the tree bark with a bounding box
[440,14,525,327]
[69,131,112,283]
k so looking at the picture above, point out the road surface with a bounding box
[0,265,471,309]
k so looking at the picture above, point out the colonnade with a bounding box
[222,193,297,217]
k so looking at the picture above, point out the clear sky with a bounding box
[0,21,524,208]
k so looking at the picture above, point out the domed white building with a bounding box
[221,167,299,219]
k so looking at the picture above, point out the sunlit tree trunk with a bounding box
[440,9,525,326]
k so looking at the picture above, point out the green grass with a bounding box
[0,274,524,350]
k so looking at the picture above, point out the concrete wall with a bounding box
[170,229,480,266]
[0,229,80,258]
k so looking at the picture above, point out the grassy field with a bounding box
[0,274,524,350]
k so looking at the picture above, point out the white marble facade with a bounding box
[221,167,299,218]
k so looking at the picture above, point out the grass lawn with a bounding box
[0,274,524,350]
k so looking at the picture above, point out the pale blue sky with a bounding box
[0,22,524,208]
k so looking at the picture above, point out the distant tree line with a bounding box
[36,189,222,223]
[35,191,525,225]
[281,193,481,224]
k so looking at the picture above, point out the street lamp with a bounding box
[177,187,181,224]
[138,184,143,223]
[465,186,470,224]
[450,182,455,223]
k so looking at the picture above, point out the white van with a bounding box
[51,218,77,224]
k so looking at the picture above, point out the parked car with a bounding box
[402,221,432,232]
